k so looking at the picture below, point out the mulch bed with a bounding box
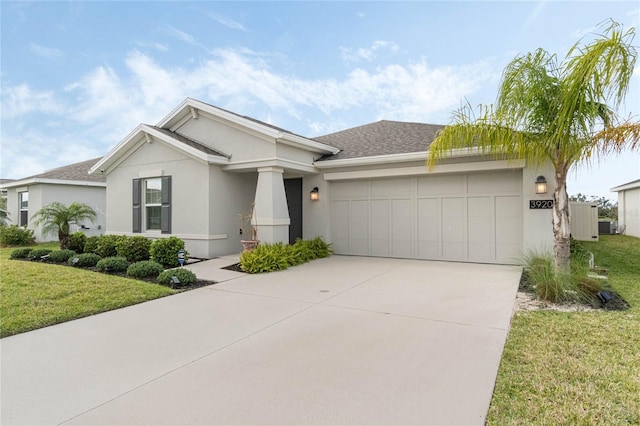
[518,271,630,311]
[221,262,245,273]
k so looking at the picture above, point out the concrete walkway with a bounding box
[1,256,521,425]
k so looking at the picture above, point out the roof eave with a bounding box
[611,180,640,192]
[0,178,106,189]
[314,147,483,169]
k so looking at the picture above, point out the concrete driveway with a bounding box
[1,256,521,425]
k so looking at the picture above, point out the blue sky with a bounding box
[1,1,639,198]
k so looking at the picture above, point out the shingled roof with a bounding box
[313,120,444,161]
[149,126,230,158]
[5,157,105,185]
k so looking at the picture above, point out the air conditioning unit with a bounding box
[598,221,617,235]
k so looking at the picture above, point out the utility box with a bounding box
[598,220,617,235]
[570,202,599,241]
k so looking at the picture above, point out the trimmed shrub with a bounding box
[10,247,33,259]
[68,253,101,267]
[68,232,87,254]
[157,268,197,288]
[0,225,35,246]
[150,237,187,268]
[95,234,126,258]
[96,256,129,273]
[84,236,100,254]
[28,248,53,261]
[117,236,151,262]
[127,260,164,279]
[48,249,77,263]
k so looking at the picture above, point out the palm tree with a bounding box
[427,20,639,272]
[31,202,97,249]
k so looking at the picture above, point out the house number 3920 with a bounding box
[529,200,554,209]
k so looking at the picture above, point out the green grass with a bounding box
[487,235,640,425]
[0,242,174,338]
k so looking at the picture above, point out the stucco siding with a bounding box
[207,168,257,257]
[105,140,210,244]
[176,115,275,162]
[619,187,640,238]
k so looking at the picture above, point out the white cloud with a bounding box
[341,40,399,62]
[166,26,197,45]
[0,84,63,118]
[1,48,497,178]
[28,43,65,59]
[523,1,547,30]
[206,12,247,32]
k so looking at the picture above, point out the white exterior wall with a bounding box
[4,183,105,242]
[521,163,555,254]
[618,187,640,238]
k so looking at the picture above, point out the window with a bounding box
[133,176,171,234]
[19,192,28,226]
[145,178,162,230]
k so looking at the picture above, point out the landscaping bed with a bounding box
[488,235,640,425]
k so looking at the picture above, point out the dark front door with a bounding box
[284,178,303,244]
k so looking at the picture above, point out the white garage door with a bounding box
[330,170,523,264]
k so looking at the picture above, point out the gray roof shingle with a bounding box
[313,120,444,161]
[17,157,106,183]
[149,126,230,158]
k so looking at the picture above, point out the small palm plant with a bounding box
[31,202,97,249]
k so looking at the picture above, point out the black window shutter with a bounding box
[132,178,141,233]
[161,176,172,234]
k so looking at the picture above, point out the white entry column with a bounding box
[253,167,290,244]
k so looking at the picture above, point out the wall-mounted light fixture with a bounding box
[310,187,319,201]
[535,176,548,194]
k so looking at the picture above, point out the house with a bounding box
[90,98,555,264]
[1,158,106,242]
[611,178,640,238]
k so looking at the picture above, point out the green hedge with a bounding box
[157,268,197,288]
[68,232,87,254]
[28,249,53,261]
[0,225,35,246]
[48,249,77,263]
[150,237,187,268]
[10,247,33,259]
[68,253,101,268]
[96,256,129,273]
[127,260,164,279]
[117,236,152,262]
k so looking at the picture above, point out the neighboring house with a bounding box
[0,179,15,204]
[91,98,555,264]
[611,178,640,238]
[1,158,106,242]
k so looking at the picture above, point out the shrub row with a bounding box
[0,225,35,246]
[239,237,332,274]
[69,233,187,267]
[9,237,195,288]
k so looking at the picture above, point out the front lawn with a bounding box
[0,242,174,338]
[487,235,640,424]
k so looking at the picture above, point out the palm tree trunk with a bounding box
[552,167,571,273]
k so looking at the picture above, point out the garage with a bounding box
[330,169,523,264]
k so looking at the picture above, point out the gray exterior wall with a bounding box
[5,183,106,242]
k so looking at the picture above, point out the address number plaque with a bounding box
[529,200,554,209]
